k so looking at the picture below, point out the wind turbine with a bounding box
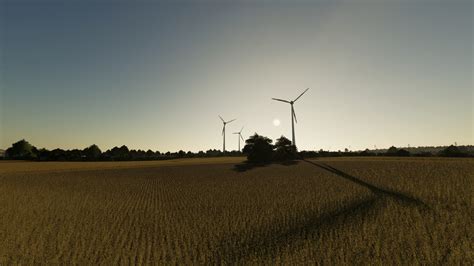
[219,115,236,153]
[233,126,244,152]
[272,88,309,148]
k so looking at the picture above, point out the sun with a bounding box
[273,119,281,127]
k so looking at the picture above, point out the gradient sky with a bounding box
[1,0,472,152]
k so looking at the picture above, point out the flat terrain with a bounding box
[0,157,472,264]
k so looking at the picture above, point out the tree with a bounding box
[359,149,374,156]
[66,149,83,161]
[146,149,155,159]
[273,135,297,161]
[50,148,67,161]
[396,149,410,157]
[131,149,146,160]
[242,133,274,163]
[83,144,102,160]
[5,139,37,160]
[178,150,186,158]
[386,146,410,157]
[106,145,130,160]
[206,149,221,157]
[386,146,398,156]
[439,145,467,157]
[36,148,51,161]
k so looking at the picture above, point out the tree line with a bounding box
[1,140,242,161]
[1,137,472,162]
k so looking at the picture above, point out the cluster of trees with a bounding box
[437,145,472,157]
[372,145,474,156]
[239,134,416,164]
[1,139,472,161]
[299,145,473,158]
[242,134,297,164]
[1,140,242,161]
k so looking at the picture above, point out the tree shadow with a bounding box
[211,196,384,264]
[303,160,430,209]
[233,160,299,172]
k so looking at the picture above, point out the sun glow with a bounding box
[273,119,281,127]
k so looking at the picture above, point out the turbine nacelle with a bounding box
[219,115,236,153]
[233,126,245,152]
[271,88,309,147]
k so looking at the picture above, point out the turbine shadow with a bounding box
[211,196,383,264]
[214,159,430,263]
[303,160,429,208]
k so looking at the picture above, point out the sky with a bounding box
[1,0,472,152]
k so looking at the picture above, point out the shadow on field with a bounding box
[303,160,429,209]
[212,159,431,263]
[233,160,299,172]
[211,196,384,264]
[212,159,430,264]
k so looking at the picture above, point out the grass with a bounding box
[0,157,472,264]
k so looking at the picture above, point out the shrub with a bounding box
[5,139,37,160]
[396,149,410,157]
[83,144,102,160]
[439,145,468,157]
[242,133,274,164]
[273,136,297,161]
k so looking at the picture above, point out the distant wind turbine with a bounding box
[233,126,245,152]
[272,88,309,148]
[219,115,236,153]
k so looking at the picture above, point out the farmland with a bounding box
[0,157,472,264]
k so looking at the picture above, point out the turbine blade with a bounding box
[218,115,225,123]
[272,98,291,104]
[240,135,244,141]
[240,126,244,133]
[222,125,225,135]
[227,119,236,124]
[294,88,309,102]
[233,132,239,134]
[292,105,298,123]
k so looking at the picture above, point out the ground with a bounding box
[0,157,472,264]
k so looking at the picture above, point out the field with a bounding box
[0,157,472,264]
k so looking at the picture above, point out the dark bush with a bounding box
[386,146,398,156]
[273,136,297,161]
[83,144,102,160]
[105,145,131,160]
[439,145,468,157]
[359,149,375,156]
[5,139,37,160]
[242,133,274,164]
[385,146,410,157]
[396,149,410,157]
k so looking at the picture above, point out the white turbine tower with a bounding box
[233,126,244,152]
[272,88,309,148]
[219,115,236,153]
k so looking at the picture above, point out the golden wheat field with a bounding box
[0,157,472,264]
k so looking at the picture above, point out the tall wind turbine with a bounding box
[233,126,244,152]
[272,88,309,148]
[219,115,236,153]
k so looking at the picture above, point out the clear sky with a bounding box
[1,0,472,152]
